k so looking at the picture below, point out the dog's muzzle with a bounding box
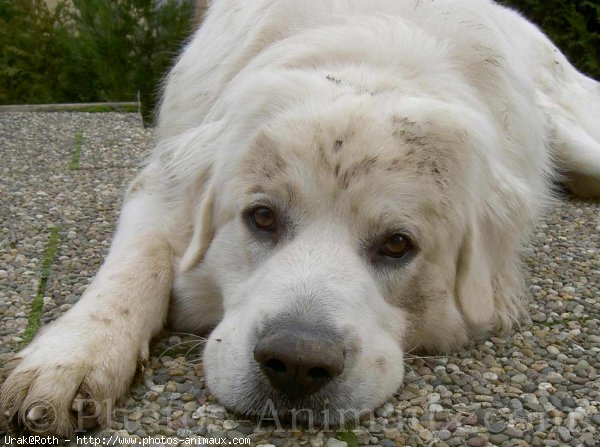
[253,320,344,399]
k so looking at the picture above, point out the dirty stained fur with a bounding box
[2,0,600,436]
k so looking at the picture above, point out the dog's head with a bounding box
[169,72,526,423]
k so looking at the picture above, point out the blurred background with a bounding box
[0,0,598,126]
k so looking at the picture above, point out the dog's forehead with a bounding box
[235,105,467,224]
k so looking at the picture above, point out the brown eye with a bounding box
[381,234,410,258]
[250,207,276,232]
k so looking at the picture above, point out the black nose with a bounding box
[253,323,344,399]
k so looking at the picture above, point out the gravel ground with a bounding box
[0,112,599,447]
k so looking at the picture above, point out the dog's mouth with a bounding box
[227,372,366,426]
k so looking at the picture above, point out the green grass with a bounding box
[69,131,83,170]
[83,105,113,113]
[533,313,595,330]
[21,227,60,346]
[81,104,139,113]
[336,428,359,447]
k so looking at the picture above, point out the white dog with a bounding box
[2,0,599,436]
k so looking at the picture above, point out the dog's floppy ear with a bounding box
[180,182,216,272]
[454,217,496,330]
[156,124,222,273]
[455,213,526,333]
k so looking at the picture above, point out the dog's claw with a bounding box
[27,405,45,422]
[71,394,84,412]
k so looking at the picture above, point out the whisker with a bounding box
[404,355,450,361]
[183,341,207,359]
[169,332,208,340]
[401,362,427,387]
[185,357,205,364]
[154,339,208,365]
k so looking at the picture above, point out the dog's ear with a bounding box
[156,124,222,273]
[180,183,216,272]
[454,217,496,330]
[455,214,526,333]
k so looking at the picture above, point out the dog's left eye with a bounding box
[249,207,277,233]
[380,234,411,258]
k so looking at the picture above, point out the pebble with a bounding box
[325,439,347,447]
[489,434,509,445]
[418,429,433,442]
[557,426,571,442]
[510,398,523,410]
[466,437,487,447]
[429,403,444,412]
[511,373,528,383]
[384,428,400,440]
[128,411,142,421]
[505,427,524,438]
[546,372,563,383]
[488,422,506,434]
[436,429,451,441]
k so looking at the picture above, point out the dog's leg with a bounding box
[533,35,600,197]
[495,6,600,197]
[0,179,173,436]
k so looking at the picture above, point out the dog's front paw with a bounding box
[0,323,141,437]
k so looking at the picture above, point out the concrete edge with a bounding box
[0,102,140,112]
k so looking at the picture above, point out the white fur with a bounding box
[2,0,599,435]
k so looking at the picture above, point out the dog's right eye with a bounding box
[249,207,277,233]
[381,234,410,258]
